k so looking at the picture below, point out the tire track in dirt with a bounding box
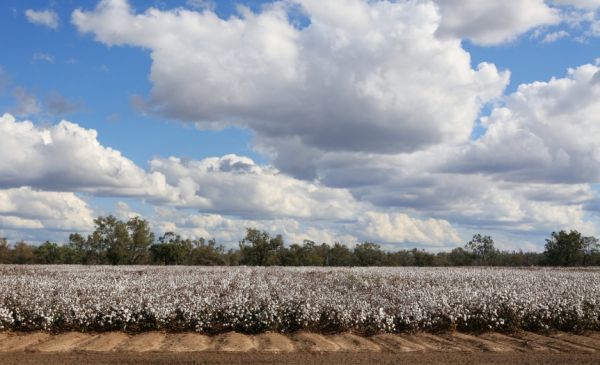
[292,332,343,352]
[439,332,515,352]
[212,332,257,352]
[115,332,166,352]
[549,332,600,350]
[1,331,600,353]
[253,332,296,352]
[77,332,130,352]
[161,333,211,352]
[29,332,92,352]
[370,333,426,352]
[511,331,597,353]
[0,332,50,352]
[331,333,381,352]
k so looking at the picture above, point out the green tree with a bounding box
[411,248,436,266]
[150,232,192,265]
[583,236,600,266]
[12,241,34,264]
[239,228,284,266]
[0,238,9,264]
[465,234,497,265]
[67,233,89,264]
[191,238,225,265]
[446,247,473,266]
[353,242,385,266]
[328,242,355,266]
[544,230,586,266]
[125,217,154,264]
[34,241,62,264]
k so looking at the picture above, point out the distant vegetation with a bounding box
[0,216,599,266]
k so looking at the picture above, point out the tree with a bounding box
[239,228,284,266]
[465,234,497,265]
[0,238,9,264]
[583,236,600,266]
[282,240,328,266]
[85,216,154,265]
[446,247,473,266]
[86,216,122,264]
[12,241,34,264]
[150,232,192,265]
[191,238,225,265]
[328,242,355,266]
[354,242,385,266]
[67,233,89,264]
[34,241,62,264]
[411,248,436,266]
[544,230,587,266]
[125,217,154,264]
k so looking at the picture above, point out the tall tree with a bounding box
[239,228,284,266]
[465,234,497,265]
[125,217,154,264]
[0,238,9,264]
[34,241,62,264]
[544,230,585,266]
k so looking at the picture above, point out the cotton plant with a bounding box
[0,266,598,333]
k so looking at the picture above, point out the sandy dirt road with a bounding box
[1,331,600,364]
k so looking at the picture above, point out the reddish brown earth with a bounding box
[1,331,600,364]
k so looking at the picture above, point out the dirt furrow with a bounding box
[161,333,211,352]
[212,332,257,352]
[116,332,166,352]
[292,332,343,352]
[1,331,600,354]
[254,332,296,352]
[28,332,93,352]
[411,333,476,352]
[370,333,426,352]
[441,332,515,352]
[549,331,600,350]
[77,332,130,352]
[512,331,597,353]
[0,332,50,352]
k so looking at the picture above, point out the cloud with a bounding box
[434,0,560,45]
[73,0,509,159]
[0,187,93,232]
[186,0,215,11]
[148,207,460,248]
[149,154,360,220]
[11,87,42,117]
[68,0,600,248]
[541,30,570,42]
[358,212,461,246]
[25,9,59,30]
[32,52,55,63]
[45,92,84,116]
[448,64,600,184]
[552,0,600,10]
[0,112,464,246]
[0,113,176,199]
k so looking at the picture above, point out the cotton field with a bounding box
[0,266,598,334]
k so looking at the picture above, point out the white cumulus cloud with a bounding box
[25,9,59,29]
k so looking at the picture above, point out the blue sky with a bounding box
[1,0,600,250]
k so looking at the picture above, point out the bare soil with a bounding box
[1,331,600,365]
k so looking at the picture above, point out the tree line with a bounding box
[1,216,599,266]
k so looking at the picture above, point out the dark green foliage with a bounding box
[465,234,497,265]
[1,222,599,266]
[354,242,386,266]
[239,228,284,266]
[543,230,600,266]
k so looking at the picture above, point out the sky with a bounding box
[1,0,600,251]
